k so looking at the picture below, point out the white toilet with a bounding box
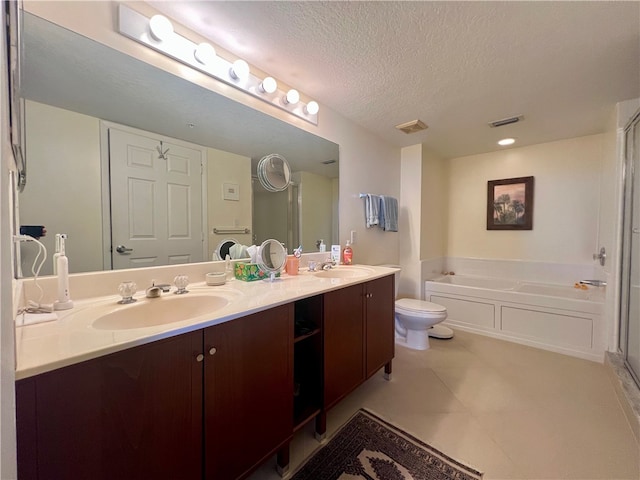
[388,266,453,350]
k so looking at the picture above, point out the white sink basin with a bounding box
[314,266,375,279]
[92,294,230,330]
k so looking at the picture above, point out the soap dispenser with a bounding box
[343,240,353,265]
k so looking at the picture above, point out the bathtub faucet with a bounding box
[441,271,455,276]
[579,279,607,287]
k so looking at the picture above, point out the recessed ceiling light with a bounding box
[498,138,516,146]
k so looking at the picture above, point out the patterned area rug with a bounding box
[291,409,483,480]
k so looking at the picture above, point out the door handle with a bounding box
[116,245,133,254]
[633,228,640,234]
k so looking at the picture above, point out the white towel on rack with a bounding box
[365,194,381,228]
[379,195,398,232]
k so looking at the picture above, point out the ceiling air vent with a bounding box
[488,115,523,128]
[395,119,428,134]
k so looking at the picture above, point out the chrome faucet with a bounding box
[319,259,337,270]
[579,279,607,287]
[146,281,171,298]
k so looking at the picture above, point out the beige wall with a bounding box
[447,134,604,264]
[20,100,103,275]
[399,144,422,298]
[207,148,252,259]
[297,171,333,253]
[420,148,447,260]
[253,187,289,246]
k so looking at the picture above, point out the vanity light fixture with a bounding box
[230,59,250,81]
[259,76,278,94]
[118,4,319,125]
[305,101,320,115]
[149,14,174,42]
[284,89,300,105]
[498,138,516,146]
[194,42,216,65]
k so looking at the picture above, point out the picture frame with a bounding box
[487,176,534,230]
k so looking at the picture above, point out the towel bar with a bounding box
[213,227,251,234]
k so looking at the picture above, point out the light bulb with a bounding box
[149,15,174,41]
[284,89,300,105]
[194,43,216,65]
[229,59,250,81]
[497,138,516,146]
[260,77,278,94]
[305,101,319,115]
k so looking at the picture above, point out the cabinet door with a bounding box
[323,283,365,409]
[16,331,203,480]
[204,305,293,480]
[365,275,395,378]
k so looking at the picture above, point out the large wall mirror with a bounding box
[17,12,339,277]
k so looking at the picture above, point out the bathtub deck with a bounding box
[425,275,605,362]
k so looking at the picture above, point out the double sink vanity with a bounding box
[14,263,397,480]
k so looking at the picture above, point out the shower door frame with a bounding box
[620,108,640,388]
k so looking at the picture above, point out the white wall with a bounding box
[447,134,604,265]
[20,100,103,275]
[207,148,252,258]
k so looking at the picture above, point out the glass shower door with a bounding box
[621,112,640,387]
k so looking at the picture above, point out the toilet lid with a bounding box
[395,298,447,314]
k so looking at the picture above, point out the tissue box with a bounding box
[234,262,280,282]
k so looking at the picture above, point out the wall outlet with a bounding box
[350,230,357,244]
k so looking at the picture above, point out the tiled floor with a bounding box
[250,330,640,479]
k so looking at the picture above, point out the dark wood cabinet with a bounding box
[322,283,365,410]
[16,306,293,480]
[365,275,395,378]
[317,276,395,437]
[204,305,293,480]
[16,331,203,480]
[16,276,394,479]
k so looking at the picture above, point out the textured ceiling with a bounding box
[151,1,640,158]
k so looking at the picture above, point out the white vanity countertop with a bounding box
[15,265,398,380]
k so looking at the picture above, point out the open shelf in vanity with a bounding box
[293,295,323,430]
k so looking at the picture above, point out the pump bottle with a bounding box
[343,240,353,265]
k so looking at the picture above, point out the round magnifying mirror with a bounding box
[257,154,291,192]
[213,238,237,260]
[257,239,287,281]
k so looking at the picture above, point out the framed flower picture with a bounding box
[487,176,534,230]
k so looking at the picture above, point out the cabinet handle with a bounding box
[196,354,204,362]
[209,347,217,356]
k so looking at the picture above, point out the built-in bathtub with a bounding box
[424,275,605,361]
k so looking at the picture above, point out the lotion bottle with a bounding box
[54,234,74,310]
[343,240,353,265]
